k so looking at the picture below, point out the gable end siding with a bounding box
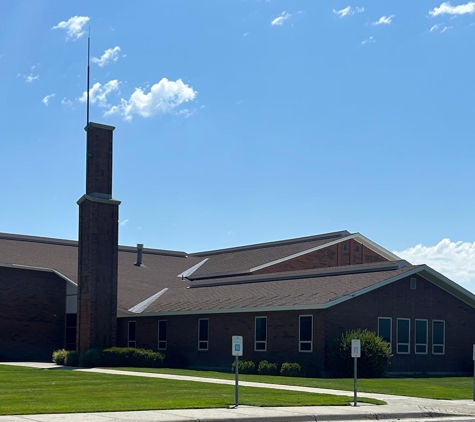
[253,240,387,275]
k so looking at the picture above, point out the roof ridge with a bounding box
[190,230,351,257]
[188,260,412,287]
[0,232,188,257]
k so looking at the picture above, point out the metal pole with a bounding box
[354,357,358,407]
[235,355,239,407]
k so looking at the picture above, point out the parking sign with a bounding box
[232,336,243,356]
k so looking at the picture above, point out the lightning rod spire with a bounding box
[86,28,90,125]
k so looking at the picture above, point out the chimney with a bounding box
[135,244,144,266]
[77,122,121,354]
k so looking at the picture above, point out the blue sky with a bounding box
[1,0,475,291]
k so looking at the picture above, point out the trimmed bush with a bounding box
[328,329,391,378]
[52,349,68,365]
[80,348,102,368]
[101,347,165,368]
[231,360,257,374]
[257,360,280,376]
[280,362,301,377]
[65,350,80,367]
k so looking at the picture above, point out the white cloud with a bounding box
[120,219,129,226]
[42,93,55,105]
[24,74,39,83]
[333,6,364,18]
[372,15,395,25]
[271,11,291,26]
[362,36,375,45]
[394,239,475,293]
[105,78,197,121]
[91,46,121,67]
[61,97,73,107]
[52,16,90,40]
[429,1,475,16]
[80,79,119,107]
[429,23,453,32]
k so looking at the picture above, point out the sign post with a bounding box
[232,336,243,408]
[473,344,475,401]
[351,339,361,407]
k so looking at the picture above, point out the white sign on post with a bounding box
[352,339,361,358]
[232,336,243,357]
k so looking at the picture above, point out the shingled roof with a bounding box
[2,231,473,315]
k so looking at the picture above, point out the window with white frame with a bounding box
[158,320,167,350]
[128,321,136,348]
[415,319,428,354]
[255,316,267,351]
[378,317,392,351]
[299,315,313,352]
[432,320,445,355]
[198,318,209,351]
[397,318,410,354]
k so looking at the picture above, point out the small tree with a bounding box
[328,329,391,378]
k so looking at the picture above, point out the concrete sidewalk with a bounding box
[1,362,475,421]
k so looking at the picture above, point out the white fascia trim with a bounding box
[128,288,169,313]
[249,233,401,273]
[418,266,475,308]
[118,268,423,318]
[0,262,77,289]
[352,233,401,261]
[177,258,209,278]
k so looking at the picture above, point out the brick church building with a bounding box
[1,123,475,375]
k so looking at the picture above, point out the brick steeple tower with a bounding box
[77,122,120,353]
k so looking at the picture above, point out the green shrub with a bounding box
[80,349,102,368]
[101,347,165,368]
[65,350,80,367]
[280,362,301,377]
[328,329,391,378]
[231,360,257,374]
[257,360,280,376]
[52,349,68,365]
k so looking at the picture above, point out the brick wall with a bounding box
[118,273,475,375]
[254,240,387,275]
[0,266,66,361]
[118,310,325,371]
[323,274,475,374]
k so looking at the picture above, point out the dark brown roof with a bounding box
[187,231,351,278]
[0,231,420,314]
[142,264,421,313]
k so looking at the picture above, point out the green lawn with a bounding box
[108,367,474,400]
[0,365,382,415]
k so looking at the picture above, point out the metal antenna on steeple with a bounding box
[86,27,91,125]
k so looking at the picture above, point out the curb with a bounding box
[182,411,475,422]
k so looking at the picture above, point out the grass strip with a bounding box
[0,365,382,415]
[107,367,474,400]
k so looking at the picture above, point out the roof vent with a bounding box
[135,244,144,266]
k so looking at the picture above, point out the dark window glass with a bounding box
[378,318,391,343]
[300,342,312,351]
[158,321,167,342]
[433,321,444,345]
[355,245,360,252]
[199,319,209,342]
[158,320,167,350]
[128,321,136,341]
[415,320,427,344]
[397,319,409,343]
[255,317,266,342]
[300,316,312,342]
